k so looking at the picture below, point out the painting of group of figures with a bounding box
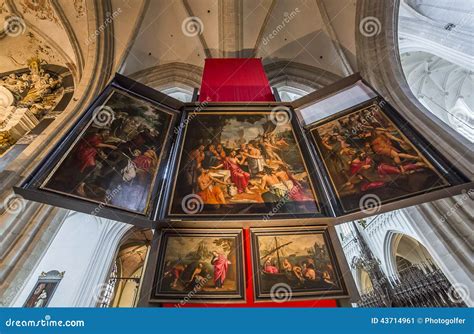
[169,111,320,216]
[310,101,450,213]
[152,228,345,303]
[41,89,173,214]
[152,229,245,303]
[251,228,344,300]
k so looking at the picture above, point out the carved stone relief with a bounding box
[0,57,64,155]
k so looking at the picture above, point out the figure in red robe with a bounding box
[213,151,251,194]
[211,251,230,289]
[263,257,279,274]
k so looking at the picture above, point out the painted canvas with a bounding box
[24,281,59,308]
[23,271,64,308]
[310,102,450,213]
[41,89,173,214]
[153,229,245,303]
[251,228,345,301]
[169,111,320,216]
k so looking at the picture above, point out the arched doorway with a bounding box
[358,269,373,294]
[99,229,152,307]
[391,233,434,276]
[385,233,468,307]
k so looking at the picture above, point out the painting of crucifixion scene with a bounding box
[310,102,450,213]
[42,89,173,214]
[169,111,320,216]
[251,229,343,300]
[154,230,245,302]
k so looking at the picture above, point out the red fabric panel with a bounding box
[199,58,275,102]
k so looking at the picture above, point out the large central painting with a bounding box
[41,89,174,215]
[168,111,320,217]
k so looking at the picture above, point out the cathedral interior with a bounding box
[0,0,472,309]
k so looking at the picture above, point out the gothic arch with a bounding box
[99,228,152,307]
[127,62,203,92]
[383,231,435,278]
[264,61,342,92]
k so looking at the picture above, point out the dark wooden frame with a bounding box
[163,105,330,221]
[305,97,466,215]
[23,270,64,308]
[14,73,472,228]
[14,74,182,228]
[250,226,348,302]
[149,228,246,304]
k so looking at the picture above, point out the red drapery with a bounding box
[164,58,337,308]
[199,58,275,102]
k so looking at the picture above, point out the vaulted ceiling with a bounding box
[121,0,357,78]
[0,0,358,87]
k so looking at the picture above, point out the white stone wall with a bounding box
[336,207,473,306]
[10,213,131,307]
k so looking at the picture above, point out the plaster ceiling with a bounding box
[0,0,358,85]
[120,0,358,77]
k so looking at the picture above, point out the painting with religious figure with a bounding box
[41,89,174,214]
[251,228,345,301]
[168,111,320,217]
[310,101,450,213]
[152,229,245,303]
[24,271,64,308]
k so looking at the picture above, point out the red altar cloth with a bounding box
[199,58,275,102]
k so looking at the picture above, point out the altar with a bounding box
[14,59,472,307]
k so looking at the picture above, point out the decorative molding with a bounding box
[71,217,131,306]
[128,62,203,90]
[182,0,211,59]
[264,60,342,90]
[5,0,78,81]
[252,0,277,57]
[314,0,354,76]
[50,0,85,81]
